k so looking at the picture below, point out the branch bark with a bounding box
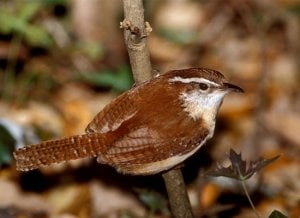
[122,0,152,83]
[162,168,194,218]
[122,1,194,217]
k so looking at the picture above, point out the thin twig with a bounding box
[240,179,261,218]
[122,0,152,83]
[122,1,194,217]
[162,169,194,218]
[237,167,261,218]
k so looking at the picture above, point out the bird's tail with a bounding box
[14,133,108,171]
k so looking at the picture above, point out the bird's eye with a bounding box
[198,83,208,90]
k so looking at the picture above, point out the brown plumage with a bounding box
[14,68,243,175]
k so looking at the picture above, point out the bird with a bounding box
[14,68,243,175]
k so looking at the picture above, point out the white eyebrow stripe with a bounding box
[168,76,219,86]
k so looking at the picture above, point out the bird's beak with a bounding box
[223,82,244,93]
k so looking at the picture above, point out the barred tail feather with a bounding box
[14,133,106,171]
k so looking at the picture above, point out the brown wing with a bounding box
[99,126,209,175]
[90,78,211,175]
[85,88,140,134]
[85,75,211,175]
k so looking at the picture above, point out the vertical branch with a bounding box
[122,0,152,83]
[162,169,194,218]
[121,0,194,217]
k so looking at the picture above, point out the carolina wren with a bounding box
[14,68,243,175]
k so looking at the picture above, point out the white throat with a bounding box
[179,90,226,123]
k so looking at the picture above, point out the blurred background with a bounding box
[0,0,299,217]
